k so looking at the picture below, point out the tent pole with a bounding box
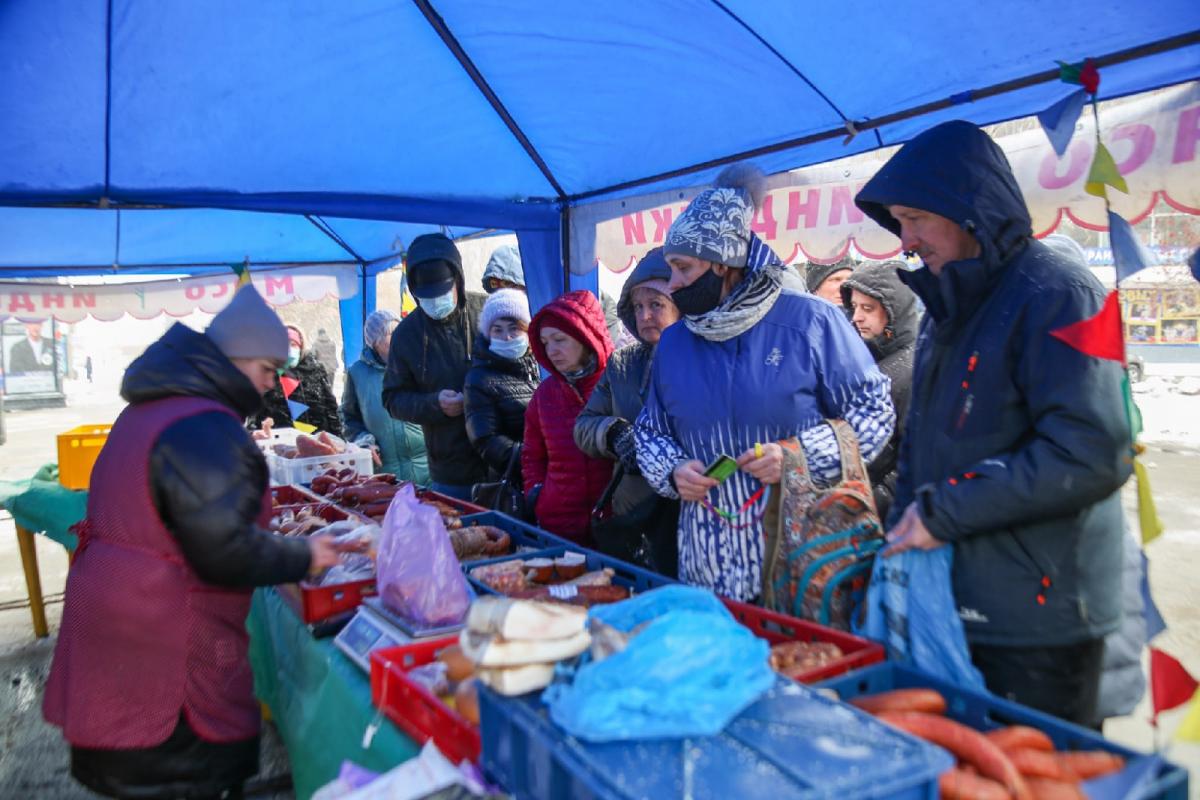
[568,29,1200,203]
[560,204,571,294]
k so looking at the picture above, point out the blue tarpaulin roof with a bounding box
[1,1,1197,345]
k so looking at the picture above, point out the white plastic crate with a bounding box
[255,426,303,455]
[266,442,373,486]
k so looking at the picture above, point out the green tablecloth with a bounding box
[247,588,419,799]
[0,464,85,549]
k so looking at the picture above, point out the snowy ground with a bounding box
[0,373,1197,797]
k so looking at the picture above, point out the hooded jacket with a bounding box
[523,291,615,543]
[463,333,540,476]
[249,351,342,437]
[856,120,1131,647]
[58,323,310,798]
[575,252,680,570]
[482,244,525,291]
[382,259,489,487]
[840,261,920,520]
[342,346,430,484]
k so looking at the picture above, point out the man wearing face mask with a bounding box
[383,233,488,500]
[248,324,343,436]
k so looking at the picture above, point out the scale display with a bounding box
[334,609,409,672]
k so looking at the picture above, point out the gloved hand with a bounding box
[607,420,640,475]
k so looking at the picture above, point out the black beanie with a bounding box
[804,258,855,294]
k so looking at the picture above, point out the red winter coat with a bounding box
[523,291,615,544]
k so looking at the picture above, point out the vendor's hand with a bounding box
[673,460,718,503]
[736,443,782,485]
[252,417,275,441]
[307,534,341,574]
[370,445,382,467]
[438,389,465,417]
[882,502,943,557]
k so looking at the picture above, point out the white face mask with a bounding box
[489,334,529,361]
[286,346,301,368]
[418,289,456,320]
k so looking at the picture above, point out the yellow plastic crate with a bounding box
[57,424,112,490]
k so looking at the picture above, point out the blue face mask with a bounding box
[417,289,456,321]
[490,334,528,361]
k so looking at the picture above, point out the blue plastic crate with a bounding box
[817,663,1189,800]
[463,545,676,597]
[478,677,951,800]
[460,511,575,553]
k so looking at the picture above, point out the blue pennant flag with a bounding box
[1108,210,1157,283]
[287,399,310,421]
[1141,551,1167,641]
[1190,247,1199,283]
[1037,88,1088,157]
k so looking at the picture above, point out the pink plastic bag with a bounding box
[375,484,471,627]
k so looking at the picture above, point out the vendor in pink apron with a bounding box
[43,285,340,800]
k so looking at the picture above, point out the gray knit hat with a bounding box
[363,309,400,348]
[663,164,767,268]
[479,288,531,334]
[206,285,289,362]
[805,258,855,294]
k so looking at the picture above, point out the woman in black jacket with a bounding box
[464,289,539,482]
[248,325,343,436]
[574,249,681,576]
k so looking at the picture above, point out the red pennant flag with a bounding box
[279,375,300,399]
[1151,647,1199,723]
[1049,289,1125,365]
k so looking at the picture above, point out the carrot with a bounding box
[939,767,1009,800]
[985,726,1055,753]
[850,688,947,715]
[1053,750,1124,780]
[877,712,1030,800]
[1007,748,1068,781]
[1025,777,1086,800]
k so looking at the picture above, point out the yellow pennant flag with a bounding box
[1132,456,1164,546]
[1085,143,1129,198]
[293,421,317,434]
[1175,686,1200,743]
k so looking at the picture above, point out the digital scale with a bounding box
[334,596,464,672]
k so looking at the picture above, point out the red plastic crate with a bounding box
[370,636,481,764]
[416,489,486,515]
[721,599,885,683]
[277,576,377,625]
[274,501,376,624]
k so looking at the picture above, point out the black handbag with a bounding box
[470,446,528,520]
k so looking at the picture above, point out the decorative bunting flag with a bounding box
[1150,648,1199,724]
[1133,459,1164,546]
[1108,210,1158,282]
[1049,290,1124,364]
[1085,143,1129,198]
[279,375,300,399]
[1177,688,1200,742]
[286,399,310,421]
[293,420,318,434]
[1057,58,1100,94]
[231,260,252,289]
[1190,247,1200,283]
[1037,88,1088,157]
[1139,551,1167,640]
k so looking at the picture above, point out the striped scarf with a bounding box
[683,234,786,342]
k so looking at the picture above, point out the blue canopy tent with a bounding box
[1,1,1197,357]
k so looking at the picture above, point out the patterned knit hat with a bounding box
[479,288,531,334]
[663,164,767,269]
[363,309,400,347]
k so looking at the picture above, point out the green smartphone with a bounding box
[704,454,739,483]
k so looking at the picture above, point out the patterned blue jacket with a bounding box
[636,287,894,600]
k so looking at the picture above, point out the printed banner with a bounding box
[0,264,359,323]
[590,81,1200,271]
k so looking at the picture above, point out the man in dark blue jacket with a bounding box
[855,121,1132,725]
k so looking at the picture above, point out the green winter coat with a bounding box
[342,347,430,485]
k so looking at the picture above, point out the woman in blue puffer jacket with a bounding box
[636,165,895,602]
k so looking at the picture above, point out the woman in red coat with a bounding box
[523,290,615,545]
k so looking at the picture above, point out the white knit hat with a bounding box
[479,288,531,334]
